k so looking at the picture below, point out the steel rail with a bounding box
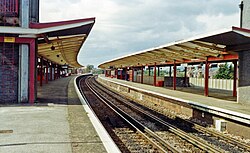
[98,76,250,152]
[193,124,250,152]
[94,76,250,152]
[82,77,171,153]
[90,77,225,153]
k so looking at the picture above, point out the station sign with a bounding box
[4,37,15,43]
[61,65,68,69]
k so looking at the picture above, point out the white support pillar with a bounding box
[242,0,250,28]
[18,0,30,103]
[237,0,250,104]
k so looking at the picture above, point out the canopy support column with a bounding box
[50,63,52,81]
[46,61,48,84]
[40,57,43,87]
[173,61,176,90]
[154,63,157,86]
[204,59,209,96]
[29,39,35,104]
[233,60,237,97]
[141,66,144,84]
[115,69,118,78]
[120,69,122,79]
[169,66,172,77]
[58,65,60,79]
[54,64,56,80]
[54,65,56,79]
[184,67,187,87]
[125,68,128,80]
[158,66,160,76]
[132,68,134,82]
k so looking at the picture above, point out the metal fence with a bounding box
[0,43,19,103]
[0,0,18,16]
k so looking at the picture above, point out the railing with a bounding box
[189,77,236,91]
[135,76,235,91]
[0,0,18,16]
[135,75,164,85]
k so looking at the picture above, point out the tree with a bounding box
[214,63,233,79]
[86,65,94,73]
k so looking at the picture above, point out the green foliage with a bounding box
[177,71,185,77]
[86,65,94,73]
[92,68,103,74]
[214,63,234,79]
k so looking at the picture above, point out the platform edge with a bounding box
[99,76,250,125]
[74,75,121,153]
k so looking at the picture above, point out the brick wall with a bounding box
[0,43,19,103]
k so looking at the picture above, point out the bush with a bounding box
[214,63,233,79]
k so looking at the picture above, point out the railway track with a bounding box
[79,76,168,153]
[79,75,250,153]
[97,82,250,153]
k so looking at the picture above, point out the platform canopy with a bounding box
[0,17,95,68]
[99,27,250,69]
[32,18,95,68]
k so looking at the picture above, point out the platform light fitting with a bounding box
[51,45,55,50]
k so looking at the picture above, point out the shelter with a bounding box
[99,0,250,105]
[0,0,95,103]
[99,27,243,97]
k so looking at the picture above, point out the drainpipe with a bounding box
[239,1,244,28]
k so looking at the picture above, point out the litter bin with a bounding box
[156,81,164,87]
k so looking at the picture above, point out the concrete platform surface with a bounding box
[0,75,107,153]
[0,106,72,153]
[99,76,250,118]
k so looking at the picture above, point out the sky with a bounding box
[40,0,241,67]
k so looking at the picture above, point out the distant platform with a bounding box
[98,75,250,117]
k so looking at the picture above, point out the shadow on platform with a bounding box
[37,75,81,105]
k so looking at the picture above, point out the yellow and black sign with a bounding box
[4,37,15,43]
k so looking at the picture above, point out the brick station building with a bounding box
[0,0,95,104]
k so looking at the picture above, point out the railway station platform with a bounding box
[97,75,250,138]
[0,75,111,153]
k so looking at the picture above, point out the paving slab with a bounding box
[0,75,107,153]
[67,76,107,153]
[0,106,72,153]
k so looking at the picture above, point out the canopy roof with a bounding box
[0,17,95,68]
[99,27,250,69]
[33,18,95,68]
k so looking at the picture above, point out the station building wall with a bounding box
[0,43,19,103]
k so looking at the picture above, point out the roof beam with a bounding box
[175,44,220,57]
[38,41,82,49]
[191,41,225,52]
[174,44,209,57]
[137,53,171,63]
[152,49,186,61]
[38,44,80,51]
[164,47,206,60]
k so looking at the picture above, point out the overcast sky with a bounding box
[40,0,241,67]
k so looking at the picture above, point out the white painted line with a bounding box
[99,76,250,124]
[74,75,121,153]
